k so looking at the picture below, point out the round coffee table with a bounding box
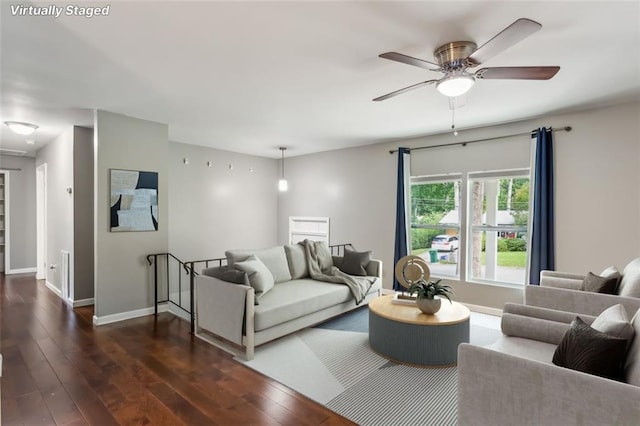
[368,294,470,367]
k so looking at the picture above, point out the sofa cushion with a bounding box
[253,278,379,331]
[233,255,274,299]
[226,246,292,284]
[487,336,557,364]
[591,304,635,341]
[601,265,622,282]
[339,249,372,276]
[624,309,640,386]
[552,316,628,380]
[618,258,640,297]
[581,272,618,294]
[284,244,309,279]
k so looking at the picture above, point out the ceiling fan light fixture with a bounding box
[4,121,39,135]
[436,74,475,97]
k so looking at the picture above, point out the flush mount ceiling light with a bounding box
[278,147,288,192]
[436,72,475,97]
[4,121,39,135]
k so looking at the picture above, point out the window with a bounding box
[410,176,461,278]
[468,171,530,285]
[409,170,531,286]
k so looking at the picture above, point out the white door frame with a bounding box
[36,163,47,280]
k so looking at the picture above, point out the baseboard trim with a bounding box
[5,267,37,275]
[381,288,395,295]
[93,303,168,326]
[45,280,62,297]
[462,302,502,317]
[72,298,95,308]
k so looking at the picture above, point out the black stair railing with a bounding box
[146,253,193,320]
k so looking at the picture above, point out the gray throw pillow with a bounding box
[233,255,275,299]
[591,304,635,342]
[339,249,372,276]
[202,266,249,285]
[552,316,628,381]
[581,272,618,294]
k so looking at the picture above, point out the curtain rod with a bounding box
[388,126,572,154]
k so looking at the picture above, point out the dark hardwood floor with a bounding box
[0,273,355,425]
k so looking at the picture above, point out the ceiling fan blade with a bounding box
[468,18,542,65]
[379,52,440,70]
[475,66,560,80]
[373,80,438,101]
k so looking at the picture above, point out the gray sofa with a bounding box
[458,303,640,426]
[526,258,640,317]
[194,244,382,359]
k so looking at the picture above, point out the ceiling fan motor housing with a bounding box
[434,41,477,70]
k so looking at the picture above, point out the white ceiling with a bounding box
[2,1,639,158]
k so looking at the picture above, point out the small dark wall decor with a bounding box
[110,169,158,232]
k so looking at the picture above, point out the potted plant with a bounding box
[408,279,453,314]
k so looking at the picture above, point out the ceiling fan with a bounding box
[373,18,560,102]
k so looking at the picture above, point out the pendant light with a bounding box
[278,147,288,192]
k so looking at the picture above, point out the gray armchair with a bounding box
[458,303,640,426]
[526,258,640,317]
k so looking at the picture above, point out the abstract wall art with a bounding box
[110,169,158,232]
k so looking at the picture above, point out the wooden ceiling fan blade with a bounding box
[468,18,542,65]
[475,66,560,80]
[373,80,438,101]
[379,52,440,70]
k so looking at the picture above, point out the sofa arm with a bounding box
[366,259,382,278]
[500,304,597,345]
[526,284,640,317]
[540,270,584,290]
[195,274,253,346]
[458,344,640,426]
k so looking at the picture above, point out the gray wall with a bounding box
[73,126,94,300]
[279,101,640,309]
[168,142,278,261]
[0,155,36,271]
[36,127,74,291]
[94,110,168,319]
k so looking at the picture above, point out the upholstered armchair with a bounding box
[458,303,640,426]
[525,258,640,317]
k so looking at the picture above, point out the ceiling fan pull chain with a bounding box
[451,109,458,136]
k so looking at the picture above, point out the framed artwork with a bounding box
[110,169,158,232]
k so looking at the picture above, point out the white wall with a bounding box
[168,142,278,262]
[94,110,168,320]
[36,127,74,292]
[277,142,397,285]
[279,101,640,309]
[0,155,37,271]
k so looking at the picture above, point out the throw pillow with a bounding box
[552,316,628,380]
[339,249,372,276]
[581,272,618,294]
[591,304,635,342]
[618,258,640,298]
[202,266,249,285]
[233,255,275,299]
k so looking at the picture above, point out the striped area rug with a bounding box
[237,307,501,426]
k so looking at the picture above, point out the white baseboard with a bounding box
[462,302,502,317]
[93,303,168,326]
[45,280,62,297]
[168,304,191,322]
[72,298,94,308]
[381,288,395,295]
[5,267,37,275]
